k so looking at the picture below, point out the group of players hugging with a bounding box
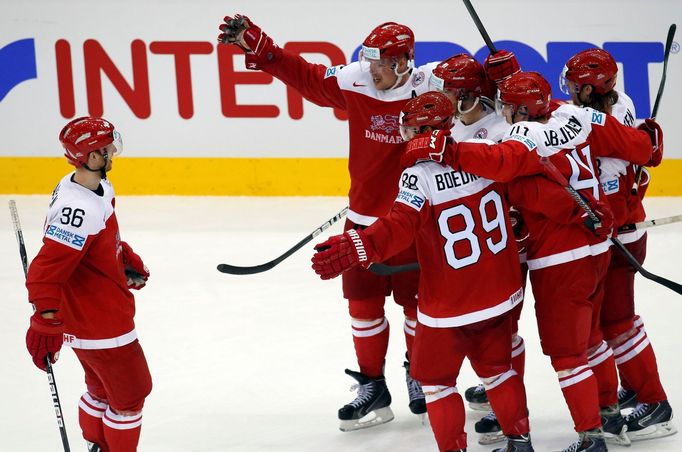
[20,12,674,452]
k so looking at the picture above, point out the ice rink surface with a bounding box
[2,195,682,452]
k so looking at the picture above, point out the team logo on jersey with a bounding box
[396,189,425,211]
[591,111,605,126]
[412,71,425,87]
[45,224,87,250]
[601,178,620,195]
[474,128,488,139]
[370,114,399,134]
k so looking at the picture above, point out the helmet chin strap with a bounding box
[388,60,413,90]
[82,151,109,180]
[457,97,480,118]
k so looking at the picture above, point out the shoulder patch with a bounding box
[45,224,87,250]
[590,111,606,126]
[324,65,343,79]
[506,134,537,151]
[396,189,425,210]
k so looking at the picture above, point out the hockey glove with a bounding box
[509,207,529,253]
[312,229,373,280]
[26,312,64,371]
[400,130,454,168]
[638,118,664,167]
[483,50,521,86]
[580,194,616,240]
[218,14,278,67]
[121,241,150,290]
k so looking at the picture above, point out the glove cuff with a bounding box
[30,313,64,336]
[345,229,369,263]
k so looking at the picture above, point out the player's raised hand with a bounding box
[484,50,521,86]
[25,312,64,371]
[218,14,273,56]
[312,230,373,280]
[400,130,454,168]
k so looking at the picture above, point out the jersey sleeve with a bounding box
[584,109,651,164]
[250,46,347,110]
[363,166,430,262]
[453,138,545,182]
[26,197,105,313]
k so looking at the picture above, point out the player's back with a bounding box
[404,162,523,328]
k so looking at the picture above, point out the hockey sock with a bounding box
[511,335,526,381]
[423,385,467,451]
[483,370,530,436]
[78,392,108,450]
[102,407,142,452]
[613,322,667,404]
[404,317,417,360]
[351,317,389,378]
[556,366,602,432]
[587,341,618,407]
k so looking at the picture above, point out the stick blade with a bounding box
[217,262,276,275]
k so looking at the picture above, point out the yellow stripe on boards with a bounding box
[1,156,681,196]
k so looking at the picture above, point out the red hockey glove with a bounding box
[509,207,529,253]
[483,50,521,86]
[312,229,373,280]
[218,14,277,62]
[121,241,150,290]
[580,194,616,240]
[26,312,64,371]
[400,130,454,168]
[638,118,664,167]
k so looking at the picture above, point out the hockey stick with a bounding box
[217,206,349,275]
[368,261,420,276]
[539,159,682,296]
[632,23,677,194]
[618,214,682,234]
[9,200,71,452]
[462,0,497,53]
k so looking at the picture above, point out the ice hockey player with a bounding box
[218,14,439,430]
[562,48,676,443]
[25,117,152,452]
[312,91,534,452]
[401,71,661,452]
[429,52,527,445]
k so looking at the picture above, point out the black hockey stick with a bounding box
[9,200,71,452]
[618,214,682,234]
[217,206,349,275]
[462,0,497,53]
[632,23,677,194]
[368,261,420,276]
[539,159,682,296]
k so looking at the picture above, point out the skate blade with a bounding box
[468,401,491,412]
[477,431,505,445]
[339,406,395,432]
[604,427,632,447]
[627,420,678,442]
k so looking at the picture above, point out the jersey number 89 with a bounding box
[437,190,508,270]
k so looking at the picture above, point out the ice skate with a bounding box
[625,400,677,441]
[617,388,638,412]
[555,430,607,452]
[492,434,534,452]
[475,410,505,444]
[464,383,491,411]
[600,404,630,446]
[338,369,394,432]
[403,359,427,423]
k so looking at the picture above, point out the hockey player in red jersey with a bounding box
[561,48,675,442]
[401,71,660,452]
[25,117,152,452]
[312,91,534,452]
[430,53,527,445]
[218,15,439,428]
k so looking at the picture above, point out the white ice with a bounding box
[2,195,681,452]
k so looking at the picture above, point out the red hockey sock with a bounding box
[588,341,619,407]
[78,392,108,450]
[557,366,602,432]
[351,317,389,378]
[613,323,667,404]
[404,317,416,360]
[511,335,526,381]
[484,370,530,436]
[423,385,467,452]
[103,407,143,452]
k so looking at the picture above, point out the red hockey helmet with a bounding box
[560,48,618,95]
[361,22,415,61]
[399,91,455,141]
[59,116,123,167]
[430,53,492,98]
[497,71,552,120]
